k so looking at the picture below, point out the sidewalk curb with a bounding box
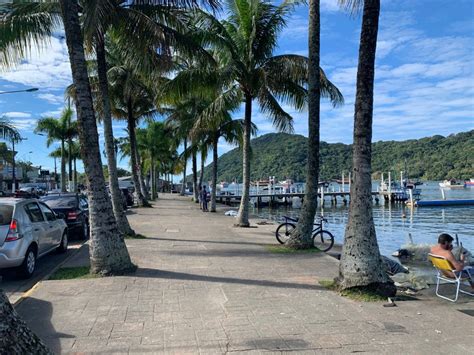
[13,241,88,308]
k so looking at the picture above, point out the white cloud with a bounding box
[3,111,31,118]
[0,33,72,90]
[37,93,65,105]
[10,118,38,132]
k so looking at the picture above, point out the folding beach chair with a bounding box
[428,253,474,302]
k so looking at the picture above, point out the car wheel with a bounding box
[57,232,68,253]
[19,246,36,279]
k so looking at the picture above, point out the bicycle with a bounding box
[275,215,335,252]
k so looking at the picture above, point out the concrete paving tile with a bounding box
[107,336,141,348]
[112,322,144,333]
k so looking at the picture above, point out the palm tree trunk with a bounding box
[96,38,135,236]
[210,135,218,212]
[138,153,149,199]
[192,150,198,203]
[236,94,252,227]
[68,138,73,191]
[199,150,205,188]
[151,159,156,199]
[60,139,66,192]
[336,0,395,296]
[0,291,51,353]
[73,158,77,191]
[181,138,187,196]
[127,104,148,207]
[286,0,320,249]
[59,0,133,275]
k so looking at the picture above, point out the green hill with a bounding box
[199,130,474,182]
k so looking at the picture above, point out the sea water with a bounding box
[251,181,474,255]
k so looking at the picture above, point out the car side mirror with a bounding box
[56,212,66,220]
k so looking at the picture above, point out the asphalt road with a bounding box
[1,239,85,304]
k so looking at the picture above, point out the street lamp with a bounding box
[0,87,38,95]
[11,137,28,193]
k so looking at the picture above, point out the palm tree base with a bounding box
[334,279,397,298]
[285,234,313,249]
[233,222,250,228]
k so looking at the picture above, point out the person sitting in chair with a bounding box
[431,233,473,288]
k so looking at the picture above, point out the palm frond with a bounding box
[257,88,294,133]
[0,1,61,68]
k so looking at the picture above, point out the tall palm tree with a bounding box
[286,0,343,248]
[335,0,396,296]
[50,141,81,191]
[171,0,342,226]
[59,0,133,275]
[107,58,157,207]
[35,108,77,192]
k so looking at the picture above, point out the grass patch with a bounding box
[124,233,147,239]
[319,280,387,302]
[266,245,321,254]
[49,266,96,280]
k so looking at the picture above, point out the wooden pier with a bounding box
[216,191,384,207]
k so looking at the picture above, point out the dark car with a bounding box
[40,193,89,240]
[121,188,134,207]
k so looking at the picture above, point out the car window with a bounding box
[41,196,78,208]
[24,203,45,223]
[39,203,56,222]
[0,205,14,225]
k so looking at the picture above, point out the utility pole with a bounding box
[11,139,15,193]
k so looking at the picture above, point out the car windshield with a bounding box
[0,205,14,225]
[41,197,77,208]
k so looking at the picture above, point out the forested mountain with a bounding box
[198,130,473,182]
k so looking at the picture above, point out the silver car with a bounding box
[0,198,68,278]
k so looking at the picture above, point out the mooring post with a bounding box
[388,171,392,202]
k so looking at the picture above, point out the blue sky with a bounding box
[0,0,473,175]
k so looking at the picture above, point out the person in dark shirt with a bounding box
[201,185,208,212]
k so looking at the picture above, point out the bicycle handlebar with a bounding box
[283,215,327,224]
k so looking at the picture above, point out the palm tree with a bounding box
[165,101,196,196]
[35,108,77,192]
[335,0,396,296]
[107,56,157,207]
[285,0,343,248]
[170,0,342,226]
[59,0,133,275]
[49,141,81,191]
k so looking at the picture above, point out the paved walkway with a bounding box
[14,194,474,354]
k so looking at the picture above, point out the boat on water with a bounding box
[439,179,466,188]
[465,178,474,187]
[335,178,350,184]
[379,180,421,202]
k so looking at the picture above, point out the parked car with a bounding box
[0,198,68,278]
[40,193,89,240]
[121,187,134,207]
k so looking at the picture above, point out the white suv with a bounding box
[0,198,68,278]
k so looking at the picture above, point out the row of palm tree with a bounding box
[0,0,395,350]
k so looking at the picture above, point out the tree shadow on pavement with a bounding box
[15,297,74,354]
[134,268,326,291]
[144,236,271,247]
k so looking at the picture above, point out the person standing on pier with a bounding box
[201,186,209,212]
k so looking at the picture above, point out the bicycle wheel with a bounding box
[312,230,334,252]
[275,223,296,244]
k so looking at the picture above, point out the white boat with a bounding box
[465,178,474,187]
[439,179,466,188]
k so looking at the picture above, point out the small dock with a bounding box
[217,191,382,207]
[412,199,474,207]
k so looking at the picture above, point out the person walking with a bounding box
[201,185,209,212]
